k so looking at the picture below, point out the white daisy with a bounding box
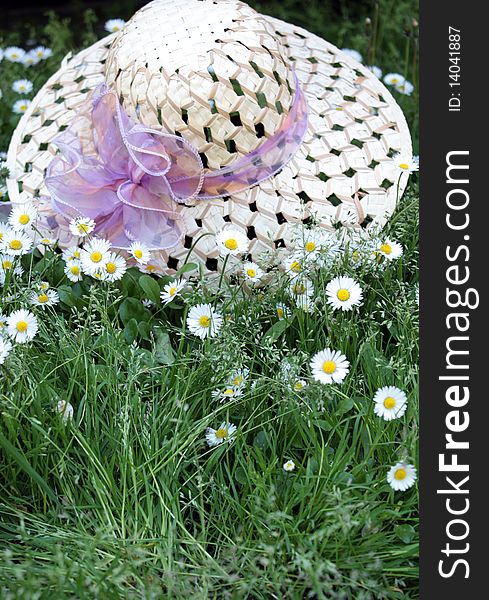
[105,18,126,33]
[100,252,127,282]
[139,261,164,276]
[295,295,316,313]
[275,303,291,320]
[62,246,82,263]
[310,348,350,384]
[31,46,52,60]
[30,288,59,309]
[21,53,40,67]
[326,276,363,311]
[69,216,96,237]
[8,202,38,231]
[129,241,151,264]
[283,253,305,278]
[395,80,414,96]
[341,48,363,63]
[292,380,307,392]
[211,386,243,403]
[283,460,296,472]
[215,226,249,256]
[0,312,8,336]
[377,239,403,260]
[367,65,382,79]
[387,462,417,492]
[394,154,419,174]
[57,400,74,423]
[383,73,406,87]
[293,229,325,258]
[1,229,33,255]
[160,278,186,304]
[242,261,264,284]
[289,277,314,300]
[0,337,12,364]
[205,422,237,446]
[187,303,223,339]
[4,46,25,62]
[64,261,83,282]
[13,99,32,115]
[6,309,38,343]
[37,236,56,248]
[12,79,33,94]
[80,237,111,274]
[0,254,22,279]
[373,386,408,421]
[228,367,249,388]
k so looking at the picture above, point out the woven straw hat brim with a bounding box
[6,13,412,273]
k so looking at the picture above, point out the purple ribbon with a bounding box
[45,74,308,250]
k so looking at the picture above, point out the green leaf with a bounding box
[234,467,249,485]
[123,319,138,344]
[153,328,175,365]
[57,284,79,308]
[119,297,151,325]
[138,321,152,341]
[358,341,394,384]
[262,317,292,342]
[175,262,198,276]
[337,397,354,414]
[394,524,415,544]
[139,275,161,304]
[253,430,269,449]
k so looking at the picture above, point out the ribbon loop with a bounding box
[45,75,308,250]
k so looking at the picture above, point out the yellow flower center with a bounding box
[294,381,304,391]
[384,396,396,409]
[246,268,256,278]
[16,321,28,332]
[74,250,80,259]
[106,262,116,274]
[37,293,49,303]
[224,238,238,251]
[169,287,177,296]
[77,223,89,234]
[305,241,316,252]
[145,264,157,272]
[19,214,30,225]
[337,288,350,301]
[394,468,407,481]
[199,315,210,328]
[322,360,336,374]
[91,251,102,263]
[380,243,392,255]
[2,260,12,269]
[232,375,243,386]
[291,260,301,273]
[399,163,409,170]
[293,283,306,295]
[70,265,80,275]
[215,428,228,439]
[223,389,234,396]
[9,240,22,251]
[41,239,51,245]
[134,249,143,259]
[352,250,360,262]
[276,307,284,318]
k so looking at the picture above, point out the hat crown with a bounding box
[104,0,295,169]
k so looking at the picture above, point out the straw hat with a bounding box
[6,0,412,273]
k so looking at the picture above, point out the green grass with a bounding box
[0,187,419,598]
[1,1,419,597]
